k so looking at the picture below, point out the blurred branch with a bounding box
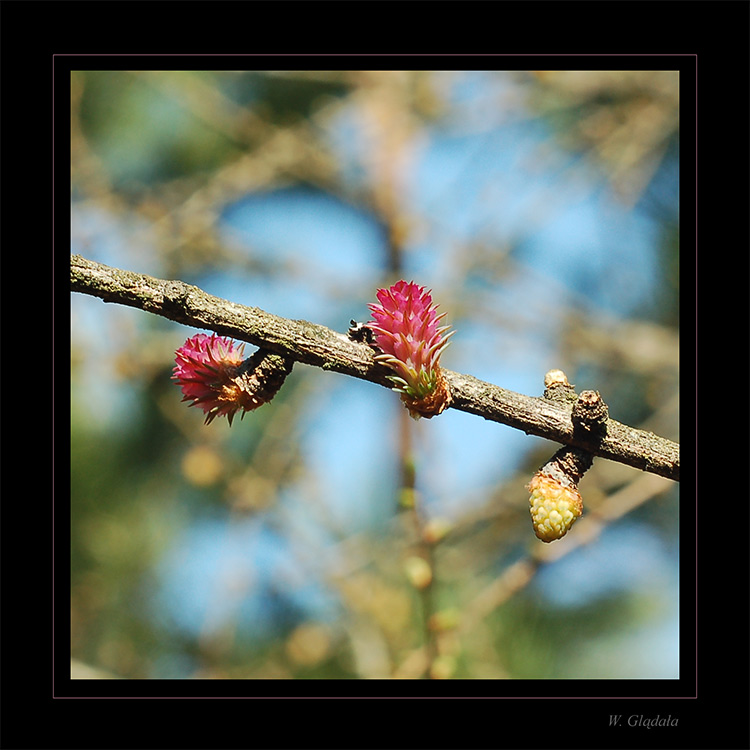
[70,254,680,482]
[71,659,120,679]
[459,471,674,632]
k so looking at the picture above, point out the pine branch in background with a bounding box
[70,254,680,483]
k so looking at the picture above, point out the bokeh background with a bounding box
[70,69,679,680]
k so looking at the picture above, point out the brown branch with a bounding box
[70,255,680,482]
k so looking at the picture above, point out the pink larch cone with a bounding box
[367,280,455,419]
[172,333,292,426]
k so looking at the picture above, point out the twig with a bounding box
[70,255,680,482]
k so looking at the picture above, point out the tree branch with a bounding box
[70,255,680,482]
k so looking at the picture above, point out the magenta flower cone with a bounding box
[173,333,252,425]
[367,280,454,419]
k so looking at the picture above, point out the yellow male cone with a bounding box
[527,472,583,542]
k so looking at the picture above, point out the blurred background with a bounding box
[70,69,679,680]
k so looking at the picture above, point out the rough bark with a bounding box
[70,254,680,482]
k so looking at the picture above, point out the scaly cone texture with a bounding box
[527,472,583,542]
[173,333,285,426]
[367,280,454,419]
